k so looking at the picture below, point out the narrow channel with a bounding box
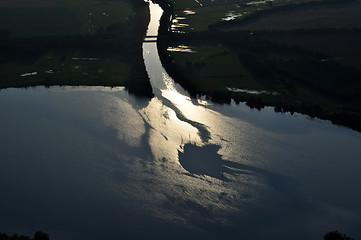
[139,2,361,239]
[0,2,360,239]
[142,1,212,144]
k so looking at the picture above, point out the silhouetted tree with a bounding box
[0,231,49,240]
[324,231,354,240]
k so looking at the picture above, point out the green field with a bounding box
[0,0,134,87]
[164,0,361,105]
[0,0,133,37]
[158,0,361,130]
[0,8,81,37]
[0,0,152,96]
[56,0,133,34]
[170,0,323,32]
[168,42,260,92]
[163,32,361,120]
[223,0,361,31]
[0,51,131,88]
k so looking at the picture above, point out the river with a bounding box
[0,2,361,240]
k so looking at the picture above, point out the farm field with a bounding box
[158,0,361,130]
[169,0,328,32]
[258,30,361,70]
[0,0,133,37]
[167,42,260,92]
[0,0,152,96]
[221,0,361,31]
[213,0,361,68]
[0,51,131,89]
[213,0,361,69]
[165,34,361,106]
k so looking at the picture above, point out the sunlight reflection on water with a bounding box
[140,3,361,239]
[0,1,361,240]
[140,97,200,161]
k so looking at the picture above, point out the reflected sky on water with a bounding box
[0,2,361,240]
[1,83,361,240]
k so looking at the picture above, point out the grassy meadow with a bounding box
[223,0,361,31]
[0,51,131,88]
[0,0,133,37]
[165,34,361,108]
[56,0,133,34]
[169,0,325,32]
[0,0,153,96]
[168,42,259,92]
[158,0,361,130]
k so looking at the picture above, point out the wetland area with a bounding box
[1,0,361,239]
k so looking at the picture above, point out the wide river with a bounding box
[1,2,361,239]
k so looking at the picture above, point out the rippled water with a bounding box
[0,2,361,240]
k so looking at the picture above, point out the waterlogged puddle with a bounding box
[171,23,190,31]
[171,12,194,32]
[227,87,279,95]
[183,9,196,15]
[171,17,190,32]
[222,11,247,21]
[167,45,195,53]
[173,16,185,20]
[246,0,274,6]
[44,70,55,74]
[71,57,99,61]
[20,72,38,77]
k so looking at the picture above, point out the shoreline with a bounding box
[155,0,361,133]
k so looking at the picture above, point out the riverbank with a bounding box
[1,2,361,239]
[156,0,361,132]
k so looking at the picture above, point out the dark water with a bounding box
[0,2,361,239]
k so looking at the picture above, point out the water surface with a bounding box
[0,2,361,239]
